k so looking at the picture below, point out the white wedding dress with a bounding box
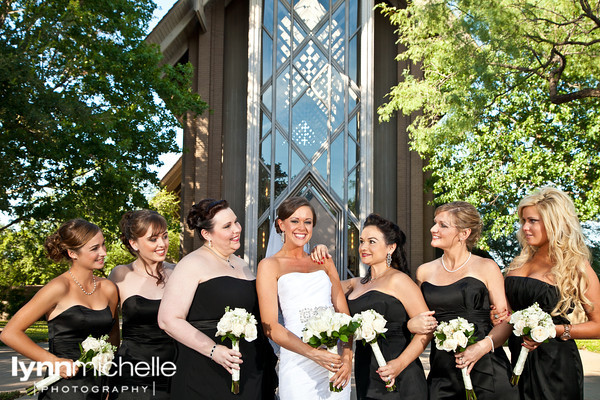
[277,270,351,400]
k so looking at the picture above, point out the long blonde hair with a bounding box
[508,187,592,317]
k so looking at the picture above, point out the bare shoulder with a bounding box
[416,259,438,282]
[475,256,503,277]
[97,277,118,295]
[108,263,132,282]
[40,274,71,298]
[257,256,282,277]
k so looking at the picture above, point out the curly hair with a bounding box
[360,214,409,283]
[186,199,230,242]
[508,187,592,317]
[120,210,168,285]
[44,219,101,263]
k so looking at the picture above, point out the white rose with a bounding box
[513,319,527,336]
[231,320,245,337]
[360,326,377,342]
[442,338,458,352]
[244,323,258,342]
[529,325,550,343]
[216,317,233,336]
[81,337,102,353]
[372,316,387,334]
[453,331,468,349]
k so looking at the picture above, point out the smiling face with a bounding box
[520,205,549,248]
[203,207,242,255]
[359,225,394,267]
[69,231,107,270]
[278,205,314,247]
[430,211,461,250]
[131,225,169,264]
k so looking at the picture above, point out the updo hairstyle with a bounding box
[187,199,230,242]
[44,219,101,263]
[275,196,317,233]
[120,210,168,285]
[361,214,409,283]
[434,201,482,250]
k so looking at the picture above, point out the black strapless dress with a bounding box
[170,276,277,399]
[39,305,114,399]
[505,276,583,400]
[348,290,427,400]
[110,295,176,399]
[421,277,517,400]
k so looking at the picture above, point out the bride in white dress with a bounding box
[256,197,352,400]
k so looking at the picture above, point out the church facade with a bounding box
[149,0,434,276]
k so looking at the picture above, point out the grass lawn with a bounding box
[576,339,600,353]
[0,321,48,344]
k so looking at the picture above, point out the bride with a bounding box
[256,196,352,400]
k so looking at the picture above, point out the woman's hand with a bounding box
[376,359,403,389]
[57,358,79,379]
[310,245,332,264]
[330,349,352,390]
[210,344,243,374]
[407,311,437,334]
[308,347,343,374]
[490,305,510,326]
[521,336,543,351]
[455,339,491,374]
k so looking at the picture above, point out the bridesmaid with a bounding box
[344,214,429,399]
[108,210,176,399]
[157,199,276,399]
[414,202,517,399]
[0,219,118,399]
[491,187,600,399]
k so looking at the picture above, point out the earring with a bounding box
[280,231,285,243]
[386,253,392,268]
[208,239,212,247]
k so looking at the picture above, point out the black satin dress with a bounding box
[348,290,427,400]
[421,277,517,400]
[505,276,583,400]
[110,295,176,399]
[39,305,114,399]
[170,276,277,399]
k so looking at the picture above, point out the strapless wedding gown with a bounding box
[277,270,351,400]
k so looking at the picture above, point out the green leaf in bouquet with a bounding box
[339,334,348,342]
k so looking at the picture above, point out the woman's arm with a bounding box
[256,259,343,378]
[157,254,241,374]
[0,279,78,378]
[458,260,513,373]
[377,273,432,388]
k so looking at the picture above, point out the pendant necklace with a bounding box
[206,245,235,269]
[68,269,97,295]
[441,252,472,273]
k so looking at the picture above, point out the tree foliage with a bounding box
[0,0,207,231]
[0,188,182,287]
[378,0,600,242]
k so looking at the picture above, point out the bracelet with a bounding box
[209,344,217,360]
[484,335,494,353]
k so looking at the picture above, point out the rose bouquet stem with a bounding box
[460,365,477,400]
[327,346,342,392]
[369,341,396,392]
[231,340,240,394]
[510,347,529,386]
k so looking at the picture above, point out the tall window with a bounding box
[254,0,364,278]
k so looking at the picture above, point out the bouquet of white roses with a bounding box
[352,309,396,391]
[26,334,116,395]
[302,307,358,392]
[215,306,258,394]
[433,317,478,400]
[508,302,556,385]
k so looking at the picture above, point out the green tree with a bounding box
[0,0,207,232]
[378,0,600,243]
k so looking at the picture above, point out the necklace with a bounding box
[368,266,391,283]
[441,252,472,273]
[68,269,97,295]
[205,246,235,269]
